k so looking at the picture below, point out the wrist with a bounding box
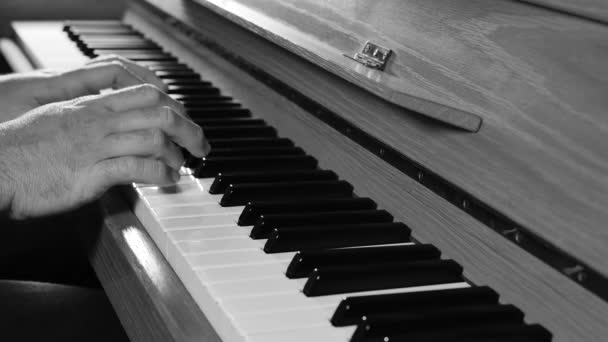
[0,123,18,216]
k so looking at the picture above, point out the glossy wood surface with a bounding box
[124,7,608,341]
[518,0,608,24]
[190,0,608,133]
[141,0,608,286]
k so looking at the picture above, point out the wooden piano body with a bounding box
[8,0,608,341]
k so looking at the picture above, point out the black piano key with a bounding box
[90,48,165,55]
[331,286,500,326]
[286,244,440,278]
[67,27,136,36]
[220,180,351,207]
[209,169,336,194]
[78,36,154,43]
[353,323,552,342]
[65,21,128,28]
[195,155,318,178]
[209,138,293,149]
[184,137,296,168]
[202,125,277,139]
[351,305,525,342]
[163,79,213,86]
[155,70,201,79]
[92,50,177,61]
[167,85,221,96]
[238,197,377,226]
[82,41,160,50]
[146,64,193,71]
[185,103,243,110]
[74,33,142,41]
[207,146,305,159]
[195,118,266,127]
[251,209,392,239]
[303,259,463,296]
[264,222,411,252]
[174,95,234,103]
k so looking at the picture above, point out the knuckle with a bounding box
[160,107,176,128]
[146,160,166,181]
[138,84,161,103]
[107,60,126,72]
[121,157,141,175]
[151,128,167,150]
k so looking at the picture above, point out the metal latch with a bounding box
[346,41,392,71]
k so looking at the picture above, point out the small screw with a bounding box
[502,228,522,243]
[563,265,586,282]
[462,199,469,210]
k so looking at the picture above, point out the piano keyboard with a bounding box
[59,20,552,342]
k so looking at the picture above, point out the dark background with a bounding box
[0,0,126,36]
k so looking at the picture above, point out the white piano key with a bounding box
[233,307,333,335]
[208,277,308,298]
[137,182,204,196]
[144,193,220,206]
[195,177,215,190]
[162,239,242,342]
[220,282,470,315]
[160,213,240,230]
[169,226,246,241]
[246,325,354,342]
[176,237,266,254]
[184,250,295,269]
[152,203,242,218]
[198,262,289,283]
[135,175,197,188]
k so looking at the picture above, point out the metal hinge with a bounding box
[345,41,392,71]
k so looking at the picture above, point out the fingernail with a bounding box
[202,139,211,157]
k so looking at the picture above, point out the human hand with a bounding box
[0,84,209,219]
[0,55,166,123]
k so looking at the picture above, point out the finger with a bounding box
[87,55,166,91]
[53,61,149,100]
[86,84,184,114]
[90,157,179,196]
[109,105,206,157]
[100,129,185,170]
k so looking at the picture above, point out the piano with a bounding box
[4,0,607,341]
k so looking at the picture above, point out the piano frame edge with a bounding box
[123,3,607,341]
[77,189,222,342]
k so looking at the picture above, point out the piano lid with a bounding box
[182,0,608,135]
[189,0,486,132]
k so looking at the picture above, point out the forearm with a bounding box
[0,123,17,215]
[0,72,53,123]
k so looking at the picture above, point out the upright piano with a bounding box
[6,0,608,341]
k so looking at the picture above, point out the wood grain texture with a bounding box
[125,8,608,341]
[517,0,608,24]
[189,0,608,133]
[79,190,222,342]
[139,0,608,288]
